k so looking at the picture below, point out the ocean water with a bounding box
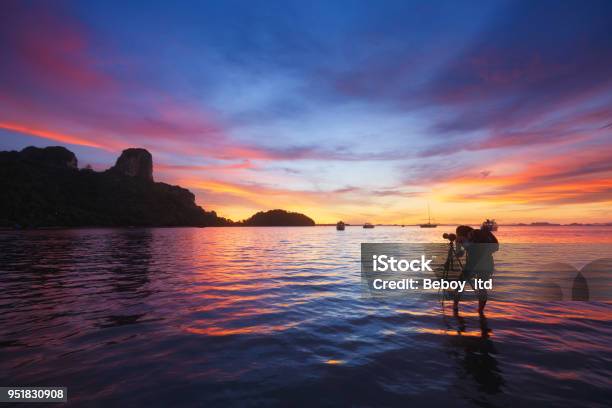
[0,226,610,407]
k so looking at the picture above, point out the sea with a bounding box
[0,226,610,407]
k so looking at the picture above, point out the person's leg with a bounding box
[453,272,466,313]
[478,289,488,315]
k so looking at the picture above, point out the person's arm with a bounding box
[455,238,467,257]
[489,233,499,253]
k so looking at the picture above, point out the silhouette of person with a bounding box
[453,226,499,315]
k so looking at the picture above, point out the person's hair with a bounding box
[456,225,474,237]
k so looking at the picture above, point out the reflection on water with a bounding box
[0,227,610,407]
[446,313,504,397]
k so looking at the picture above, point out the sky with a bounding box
[1,0,611,224]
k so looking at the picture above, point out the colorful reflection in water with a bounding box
[0,226,610,406]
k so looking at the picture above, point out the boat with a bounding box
[419,205,437,228]
[481,219,498,231]
[336,221,345,230]
[363,222,374,229]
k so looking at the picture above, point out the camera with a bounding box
[442,232,457,242]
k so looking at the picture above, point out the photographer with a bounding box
[453,225,499,315]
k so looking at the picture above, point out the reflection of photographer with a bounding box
[452,225,499,315]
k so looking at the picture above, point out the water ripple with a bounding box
[0,227,610,407]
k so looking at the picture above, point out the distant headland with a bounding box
[0,146,315,228]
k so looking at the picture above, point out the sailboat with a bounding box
[419,205,437,228]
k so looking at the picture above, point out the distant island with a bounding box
[0,146,315,228]
[521,222,561,226]
[240,209,315,226]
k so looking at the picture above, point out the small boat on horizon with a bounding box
[419,205,437,228]
[481,219,498,231]
[336,221,345,230]
[363,222,374,229]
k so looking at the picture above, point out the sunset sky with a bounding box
[1,0,611,224]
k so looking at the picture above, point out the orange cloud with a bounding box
[156,160,255,172]
[0,121,113,150]
[434,146,612,208]
[175,178,371,222]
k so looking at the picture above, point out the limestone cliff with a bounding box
[0,146,229,227]
[111,148,153,181]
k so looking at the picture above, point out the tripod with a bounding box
[442,239,463,280]
[440,239,464,313]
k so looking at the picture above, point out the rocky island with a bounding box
[241,209,315,226]
[0,146,314,228]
